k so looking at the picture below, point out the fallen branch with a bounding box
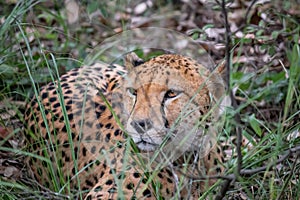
[178,144,300,180]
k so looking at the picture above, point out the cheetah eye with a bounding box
[127,87,137,97]
[164,90,181,99]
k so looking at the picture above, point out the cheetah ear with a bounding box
[207,60,227,101]
[124,52,144,70]
[207,61,231,114]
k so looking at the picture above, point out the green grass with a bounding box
[0,0,300,199]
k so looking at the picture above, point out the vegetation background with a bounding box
[0,0,299,199]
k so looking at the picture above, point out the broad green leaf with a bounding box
[249,114,262,137]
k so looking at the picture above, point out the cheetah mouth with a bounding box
[136,140,159,152]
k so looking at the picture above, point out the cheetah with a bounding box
[24,53,229,199]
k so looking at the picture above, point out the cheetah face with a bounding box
[120,53,227,154]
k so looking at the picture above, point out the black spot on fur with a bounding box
[126,183,134,190]
[167,178,173,183]
[114,129,120,136]
[49,97,57,103]
[85,179,94,187]
[105,123,112,129]
[91,146,96,154]
[61,125,67,132]
[105,179,113,185]
[82,147,87,157]
[94,185,102,192]
[143,189,151,197]
[62,141,69,148]
[41,92,48,99]
[106,132,111,140]
[133,172,140,178]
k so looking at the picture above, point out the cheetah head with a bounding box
[118,53,228,155]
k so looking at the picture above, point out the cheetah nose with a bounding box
[131,119,153,133]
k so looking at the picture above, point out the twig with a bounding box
[178,144,300,180]
[215,179,231,200]
[21,178,71,199]
[214,0,243,198]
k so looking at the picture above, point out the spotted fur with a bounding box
[25,53,228,199]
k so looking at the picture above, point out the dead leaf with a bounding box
[65,0,80,24]
[0,126,9,139]
[134,1,153,15]
[4,166,20,178]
